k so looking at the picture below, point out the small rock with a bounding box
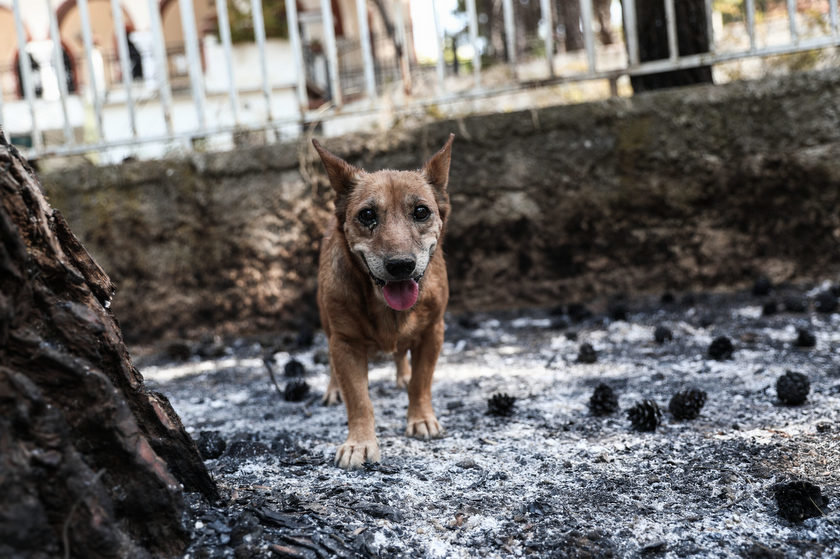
[761,301,778,316]
[164,340,193,361]
[608,302,628,321]
[708,336,734,360]
[660,292,675,304]
[773,480,828,522]
[776,371,809,405]
[577,343,597,364]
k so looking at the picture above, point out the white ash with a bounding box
[144,290,840,558]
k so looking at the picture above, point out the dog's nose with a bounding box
[385,257,416,279]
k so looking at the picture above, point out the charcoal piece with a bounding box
[776,371,809,405]
[589,383,619,416]
[577,343,597,364]
[487,393,516,417]
[654,325,673,344]
[794,329,816,348]
[752,276,772,296]
[708,336,734,360]
[815,291,838,313]
[284,380,311,402]
[773,480,828,522]
[668,388,707,420]
[284,358,306,377]
[782,295,806,313]
[627,400,662,432]
[762,301,778,316]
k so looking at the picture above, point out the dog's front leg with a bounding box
[330,337,380,469]
[406,319,444,439]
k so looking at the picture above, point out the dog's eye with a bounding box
[413,205,431,222]
[358,208,377,228]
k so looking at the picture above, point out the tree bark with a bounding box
[0,131,217,558]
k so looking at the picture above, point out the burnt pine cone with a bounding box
[774,480,828,523]
[794,329,816,348]
[654,325,673,344]
[577,343,597,364]
[668,388,707,420]
[284,380,310,402]
[284,358,306,377]
[708,336,734,360]
[589,383,619,416]
[776,371,809,406]
[488,393,516,416]
[627,399,662,432]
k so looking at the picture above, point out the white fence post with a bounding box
[179,0,207,132]
[111,0,137,139]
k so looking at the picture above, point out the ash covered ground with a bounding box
[140,282,840,558]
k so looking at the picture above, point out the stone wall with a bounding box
[40,69,840,343]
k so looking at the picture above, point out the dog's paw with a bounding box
[406,416,443,439]
[334,438,380,469]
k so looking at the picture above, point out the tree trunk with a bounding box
[0,131,217,558]
[626,0,714,92]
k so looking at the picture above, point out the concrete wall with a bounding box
[40,69,840,343]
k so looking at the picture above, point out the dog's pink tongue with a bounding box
[382,280,419,311]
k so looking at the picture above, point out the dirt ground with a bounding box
[140,283,840,558]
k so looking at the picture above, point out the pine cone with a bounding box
[794,329,816,348]
[589,383,619,416]
[488,393,516,416]
[627,400,662,432]
[284,380,310,402]
[707,336,734,360]
[577,343,597,364]
[774,480,828,523]
[284,358,306,377]
[654,325,673,344]
[776,371,809,405]
[668,388,707,420]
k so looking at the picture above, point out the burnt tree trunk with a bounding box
[0,131,217,559]
[625,0,714,92]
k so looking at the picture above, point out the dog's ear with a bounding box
[422,133,454,193]
[312,139,362,197]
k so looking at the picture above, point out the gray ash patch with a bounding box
[143,286,840,558]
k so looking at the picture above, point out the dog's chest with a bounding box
[366,308,421,354]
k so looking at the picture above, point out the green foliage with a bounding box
[222,0,288,43]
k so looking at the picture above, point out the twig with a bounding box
[263,357,285,398]
[63,468,106,559]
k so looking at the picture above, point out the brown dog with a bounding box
[312,134,454,469]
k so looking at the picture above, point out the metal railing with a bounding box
[2,0,839,162]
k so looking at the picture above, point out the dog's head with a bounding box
[313,134,454,311]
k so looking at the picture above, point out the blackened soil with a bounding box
[143,283,840,558]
